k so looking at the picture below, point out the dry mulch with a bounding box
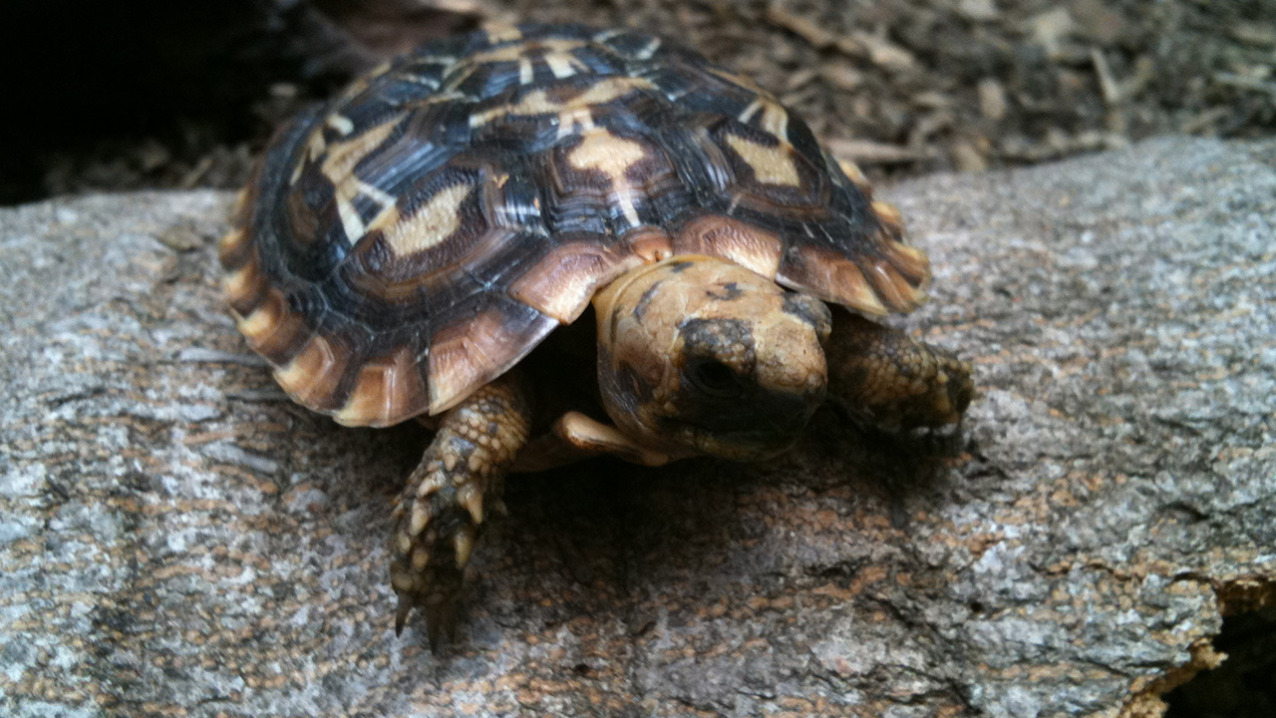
[4,0,1272,203]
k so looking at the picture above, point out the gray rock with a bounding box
[1,137,1272,717]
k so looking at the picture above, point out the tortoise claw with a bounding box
[394,596,413,637]
[388,374,530,645]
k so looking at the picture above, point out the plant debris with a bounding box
[3,0,1272,203]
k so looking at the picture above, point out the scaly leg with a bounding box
[389,372,532,643]
[826,311,974,430]
[511,411,672,473]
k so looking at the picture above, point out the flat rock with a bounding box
[2,137,1273,717]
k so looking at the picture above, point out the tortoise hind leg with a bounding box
[825,310,974,431]
[390,372,532,644]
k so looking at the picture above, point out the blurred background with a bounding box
[2,0,1272,206]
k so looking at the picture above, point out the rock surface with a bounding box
[2,137,1273,718]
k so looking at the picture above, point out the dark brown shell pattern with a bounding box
[220,23,931,428]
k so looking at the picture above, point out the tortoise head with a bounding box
[593,256,832,461]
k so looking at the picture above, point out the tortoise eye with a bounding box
[688,360,742,399]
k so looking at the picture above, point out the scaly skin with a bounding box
[825,311,974,430]
[389,372,532,643]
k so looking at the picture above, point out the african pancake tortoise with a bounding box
[220,22,974,642]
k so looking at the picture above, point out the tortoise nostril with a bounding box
[689,359,741,398]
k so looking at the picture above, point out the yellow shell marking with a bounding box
[871,200,903,230]
[325,113,355,135]
[348,180,398,237]
[633,36,662,60]
[221,256,261,308]
[468,76,655,135]
[319,117,402,241]
[320,118,401,187]
[724,134,802,188]
[543,51,584,79]
[483,23,523,44]
[236,293,282,342]
[218,228,246,256]
[334,347,423,427]
[378,183,473,257]
[569,128,648,228]
[289,129,328,184]
[836,157,870,191]
[708,66,778,102]
[738,97,790,139]
[447,38,588,90]
[464,38,588,68]
[275,335,341,408]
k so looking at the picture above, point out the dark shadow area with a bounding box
[1,1,283,204]
[0,0,477,205]
[458,407,970,643]
[1165,605,1276,718]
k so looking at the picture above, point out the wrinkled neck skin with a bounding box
[592,256,832,462]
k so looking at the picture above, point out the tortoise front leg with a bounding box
[825,311,974,430]
[511,411,673,473]
[389,372,532,643]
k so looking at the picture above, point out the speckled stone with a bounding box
[1,137,1272,718]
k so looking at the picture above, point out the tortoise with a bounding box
[219,22,973,641]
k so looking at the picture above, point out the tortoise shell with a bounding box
[219,22,930,427]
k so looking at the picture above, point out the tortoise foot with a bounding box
[388,374,531,643]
